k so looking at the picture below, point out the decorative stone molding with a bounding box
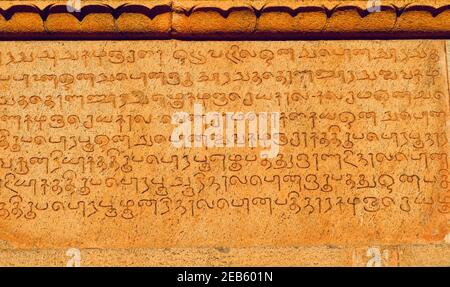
[0,1,448,38]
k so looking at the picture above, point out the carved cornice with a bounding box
[0,1,448,38]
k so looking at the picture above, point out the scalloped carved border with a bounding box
[0,2,449,38]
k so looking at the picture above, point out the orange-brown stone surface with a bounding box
[0,39,449,266]
[0,0,449,267]
[0,1,449,36]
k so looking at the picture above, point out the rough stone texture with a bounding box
[0,1,449,37]
[0,244,449,266]
[0,40,448,266]
[0,1,448,267]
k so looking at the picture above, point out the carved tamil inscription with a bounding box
[0,40,448,248]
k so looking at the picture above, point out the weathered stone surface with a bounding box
[0,1,449,36]
[0,0,448,260]
[0,41,448,259]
